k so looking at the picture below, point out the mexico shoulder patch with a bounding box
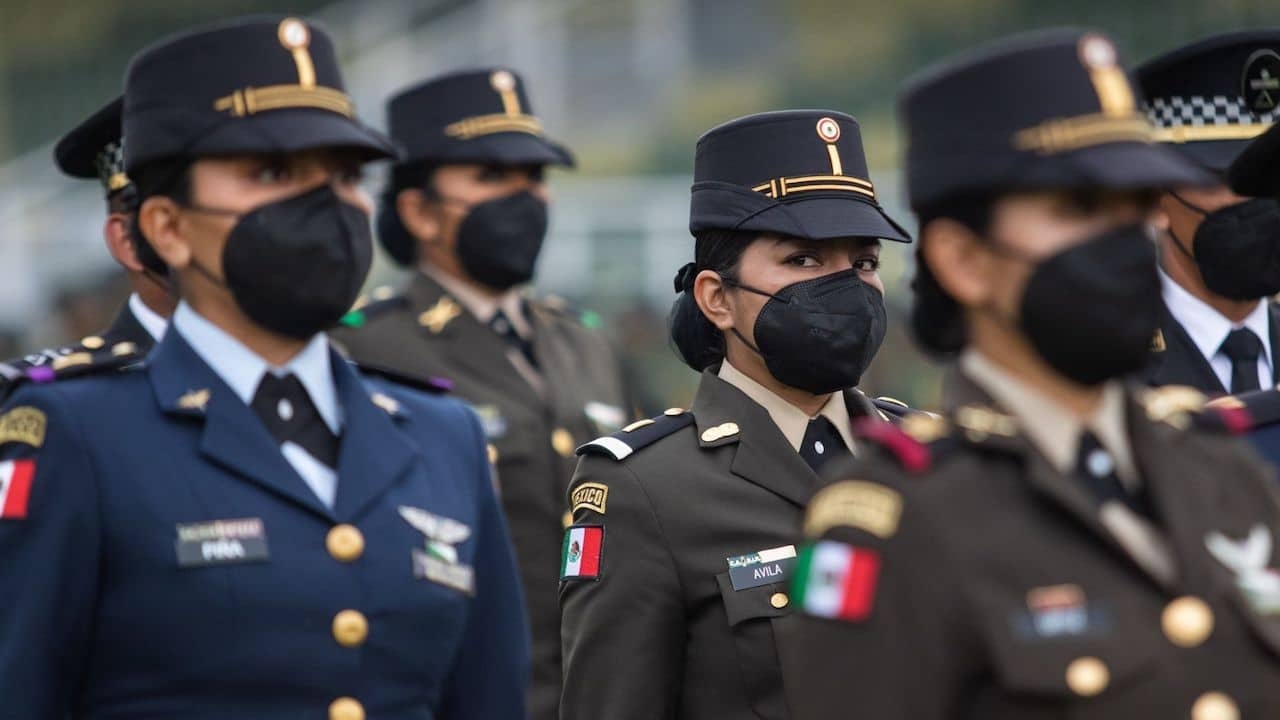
[793,540,881,621]
[561,524,604,580]
[0,458,36,520]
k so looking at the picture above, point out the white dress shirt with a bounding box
[172,302,343,508]
[1161,268,1273,391]
[128,293,168,341]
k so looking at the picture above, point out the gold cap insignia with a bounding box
[1244,49,1280,113]
[1078,34,1117,70]
[490,70,517,93]
[278,18,311,50]
[177,388,211,412]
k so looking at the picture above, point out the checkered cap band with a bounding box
[95,141,128,191]
[1144,95,1280,128]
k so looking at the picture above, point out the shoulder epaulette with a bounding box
[851,415,932,473]
[1,344,145,398]
[351,361,453,394]
[576,408,695,461]
[1140,384,1209,430]
[533,294,605,330]
[338,294,408,329]
[1202,390,1279,434]
[871,396,918,423]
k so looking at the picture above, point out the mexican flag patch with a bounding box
[0,458,35,520]
[561,525,604,580]
[793,540,881,621]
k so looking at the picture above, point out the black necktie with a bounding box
[798,416,851,472]
[1220,327,1263,393]
[250,373,340,468]
[1075,431,1151,519]
[490,310,538,369]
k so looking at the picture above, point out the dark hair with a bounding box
[667,229,753,371]
[377,161,438,268]
[911,192,996,357]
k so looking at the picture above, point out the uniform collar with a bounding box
[717,359,855,453]
[420,264,532,339]
[960,349,1136,489]
[1160,267,1273,372]
[171,302,341,433]
[128,292,168,342]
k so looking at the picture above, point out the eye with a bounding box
[785,253,822,268]
[254,161,291,184]
[478,166,508,182]
[853,256,881,273]
[338,165,366,184]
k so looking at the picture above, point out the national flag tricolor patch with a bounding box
[0,458,35,520]
[561,525,604,580]
[793,540,881,621]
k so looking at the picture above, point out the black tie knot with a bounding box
[251,373,339,467]
[1074,430,1151,519]
[1220,327,1263,393]
[799,416,850,472]
[490,309,538,368]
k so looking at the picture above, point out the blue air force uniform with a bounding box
[0,307,529,719]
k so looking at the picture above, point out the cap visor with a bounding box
[773,196,913,243]
[189,108,399,162]
[1230,124,1280,197]
[429,132,575,167]
[1028,141,1217,191]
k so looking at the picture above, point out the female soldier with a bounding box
[0,16,527,720]
[784,29,1280,719]
[559,109,912,720]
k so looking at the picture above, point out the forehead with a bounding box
[760,233,882,249]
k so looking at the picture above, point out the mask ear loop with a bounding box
[1163,191,1207,265]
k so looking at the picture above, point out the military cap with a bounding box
[1229,122,1280,196]
[54,96,130,195]
[690,110,911,242]
[387,68,573,167]
[122,15,395,172]
[1137,30,1280,172]
[902,28,1211,211]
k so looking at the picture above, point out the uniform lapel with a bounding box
[1146,308,1225,393]
[147,330,334,521]
[1268,302,1280,385]
[103,304,157,351]
[407,273,542,411]
[331,353,418,521]
[691,370,817,508]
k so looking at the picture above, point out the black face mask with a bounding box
[185,185,373,340]
[726,269,887,394]
[994,223,1162,386]
[454,190,548,291]
[1168,194,1280,300]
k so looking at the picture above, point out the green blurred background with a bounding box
[0,0,1274,412]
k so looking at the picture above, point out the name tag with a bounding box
[175,517,269,568]
[413,548,476,596]
[726,544,797,591]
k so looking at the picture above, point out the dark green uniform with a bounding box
[783,376,1280,719]
[559,369,909,720]
[330,272,629,718]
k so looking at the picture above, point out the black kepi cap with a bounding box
[1137,30,1280,173]
[901,28,1212,211]
[54,96,130,196]
[122,15,396,172]
[690,110,910,243]
[387,68,573,167]
[1229,122,1280,196]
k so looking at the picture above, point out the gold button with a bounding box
[487,443,499,465]
[111,341,138,357]
[552,428,575,457]
[329,697,365,720]
[1162,595,1214,648]
[1065,657,1109,697]
[332,609,369,647]
[664,407,685,416]
[80,335,105,350]
[326,525,365,563]
[770,592,789,609]
[1191,692,1239,720]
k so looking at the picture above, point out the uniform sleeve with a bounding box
[559,455,684,720]
[0,386,101,719]
[777,456,980,720]
[439,410,531,720]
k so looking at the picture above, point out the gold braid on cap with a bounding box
[444,69,545,140]
[212,18,355,119]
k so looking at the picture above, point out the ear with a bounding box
[1150,192,1174,232]
[921,218,994,308]
[103,213,143,273]
[693,269,735,331]
[138,196,191,270]
[396,188,442,245]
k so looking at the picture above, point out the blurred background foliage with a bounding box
[0,0,1274,411]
